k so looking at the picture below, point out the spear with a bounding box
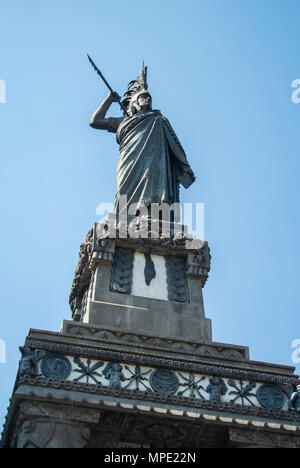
[87,54,129,116]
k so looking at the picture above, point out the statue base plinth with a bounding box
[84,299,212,342]
[69,220,212,343]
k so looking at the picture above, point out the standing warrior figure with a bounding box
[206,377,227,402]
[89,64,195,215]
[289,384,300,412]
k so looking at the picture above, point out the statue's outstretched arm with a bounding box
[90,92,123,130]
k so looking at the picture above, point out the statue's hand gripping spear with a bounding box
[87,54,129,116]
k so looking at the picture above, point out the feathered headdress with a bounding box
[122,62,150,115]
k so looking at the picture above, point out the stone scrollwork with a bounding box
[187,242,211,287]
[91,225,116,269]
[165,256,189,303]
[69,228,94,320]
[69,222,212,319]
[69,227,116,320]
[109,248,134,294]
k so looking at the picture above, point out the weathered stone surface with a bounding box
[9,400,100,449]
[228,427,300,448]
[84,297,212,342]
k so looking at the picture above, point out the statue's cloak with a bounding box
[113,110,195,213]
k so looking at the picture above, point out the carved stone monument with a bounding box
[1,64,300,449]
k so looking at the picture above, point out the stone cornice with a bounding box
[61,321,249,362]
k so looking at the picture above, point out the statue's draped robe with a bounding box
[106,110,195,214]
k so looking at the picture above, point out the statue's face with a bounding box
[137,93,152,111]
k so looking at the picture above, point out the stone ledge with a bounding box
[61,320,249,362]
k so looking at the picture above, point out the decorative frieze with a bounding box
[18,350,296,413]
[25,335,298,387]
[9,374,300,425]
[62,322,248,361]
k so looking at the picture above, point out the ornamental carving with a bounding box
[165,256,189,302]
[17,420,91,449]
[109,248,134,294]
[41,353,72,380]
[69,228,94,320]
[256,384,286,410]
[150,369,179,395]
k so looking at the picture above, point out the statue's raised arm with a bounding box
[89,91,124,133]
[89,63,195,215]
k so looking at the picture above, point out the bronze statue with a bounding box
[89,61,195,215]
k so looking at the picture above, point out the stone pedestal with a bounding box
[1,219,300,448]
[69,220,212,342]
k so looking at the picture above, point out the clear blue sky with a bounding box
[1,0,300,429]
